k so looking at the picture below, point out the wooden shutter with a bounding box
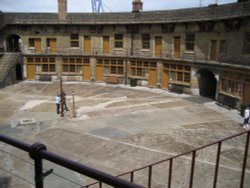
[103,36,110,54]
[174,37,181,58]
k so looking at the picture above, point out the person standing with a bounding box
[62,90,69,111]
[56,94,61,114]
[243,106,250,129]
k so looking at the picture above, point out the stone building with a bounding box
[0,0,250,109]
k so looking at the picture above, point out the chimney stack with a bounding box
[58,0,67,20]
[132,0,143,12]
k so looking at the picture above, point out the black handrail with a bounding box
[0,134,145,188]
[86,129,250,187]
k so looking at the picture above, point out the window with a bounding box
[164,62,191,83]
[47,38,56,47]
[98,59,124,75]
[221,79,239,96]
[71,34,79,47]
[142,34,150,49]
[27,57,56,73]
[220,71,243,98]
[186,34,195,51]
[29,38,35,47]
[114,34,123,48]
[219,40,227,54]
[129,60,156,77]
[62,57,89,73]
[243,32,250,54]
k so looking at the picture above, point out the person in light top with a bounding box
[243,107,250,129]
[56,94,60,114]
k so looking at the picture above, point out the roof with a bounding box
[1,2,250,26]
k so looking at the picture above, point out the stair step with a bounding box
[0,53,21,85]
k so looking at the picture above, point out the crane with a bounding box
[92,0,104,13]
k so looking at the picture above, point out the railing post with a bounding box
[148,166,152,188]
[189,150,196,188]
[240,132,250,188]
[168,159,173,188]
[29,142,47,188]
[213,141,222,188]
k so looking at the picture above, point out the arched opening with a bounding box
[197,69,217,100]
[16,64,23,81]
[7,34,21,52]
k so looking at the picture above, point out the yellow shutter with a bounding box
[148,68,157,87]
[96,65,104,82]
[243,84,250,104]
[161,70,169,89]
[27,64,35,80]
[35,39,42,53]
[174,37,181,58]
[84,36,91,53]
[155,37,162,56]
[50,39,57,53]
[103,36,110,54]
[82,65,91,81]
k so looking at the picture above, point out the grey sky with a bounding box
[0,0,237,13]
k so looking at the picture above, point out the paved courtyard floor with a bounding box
[0,81,249,188]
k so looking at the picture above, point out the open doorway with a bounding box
[16,64,23,81]
[7,34,21,52]
[197,69,217,100]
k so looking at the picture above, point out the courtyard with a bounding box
[0,81,249,188]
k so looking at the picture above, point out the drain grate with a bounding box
[19,118,36,125]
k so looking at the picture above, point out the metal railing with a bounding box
[85,129,250,188]
[1,130,249,188]
[0,134,144,188]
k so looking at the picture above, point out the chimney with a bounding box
[58,0,67,20]
[132,0,143,12]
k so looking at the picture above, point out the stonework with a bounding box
[0,1,250,108]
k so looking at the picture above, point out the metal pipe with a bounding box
[213,141,222,188]
[130,171,134,183]
[0,134,30,152]
[189,151,196,188]
[72,91,76,118]
[148,166,152,188]
[168,159,173,188]
[240,132,250,188]
[0,134,144,188]
[60,77,64,117]
[34,158,44,188]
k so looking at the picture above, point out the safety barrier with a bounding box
[0,134,144,188]
[85,129,250,188]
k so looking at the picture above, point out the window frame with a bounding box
[129,60,156,78]
[70,34,79,48]
[114,34,123,48]
[185,34,195,51]
[27,57,56,73]
[62,57,89,74]
[219,40,227,54]
[163,62,191,84]
[141,34,150,49]
[97,58,124,75]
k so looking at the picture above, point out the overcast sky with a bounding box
[0,0,237,13]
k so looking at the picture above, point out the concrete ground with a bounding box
[0,81,249,188]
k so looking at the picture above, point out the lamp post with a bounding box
[72,91,76,118]
[60,78,64,117]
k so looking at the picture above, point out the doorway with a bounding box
[16,64,23,81]
[7,34,21,52]
[197,69,217,100]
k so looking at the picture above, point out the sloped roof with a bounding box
[2,2,250,25]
